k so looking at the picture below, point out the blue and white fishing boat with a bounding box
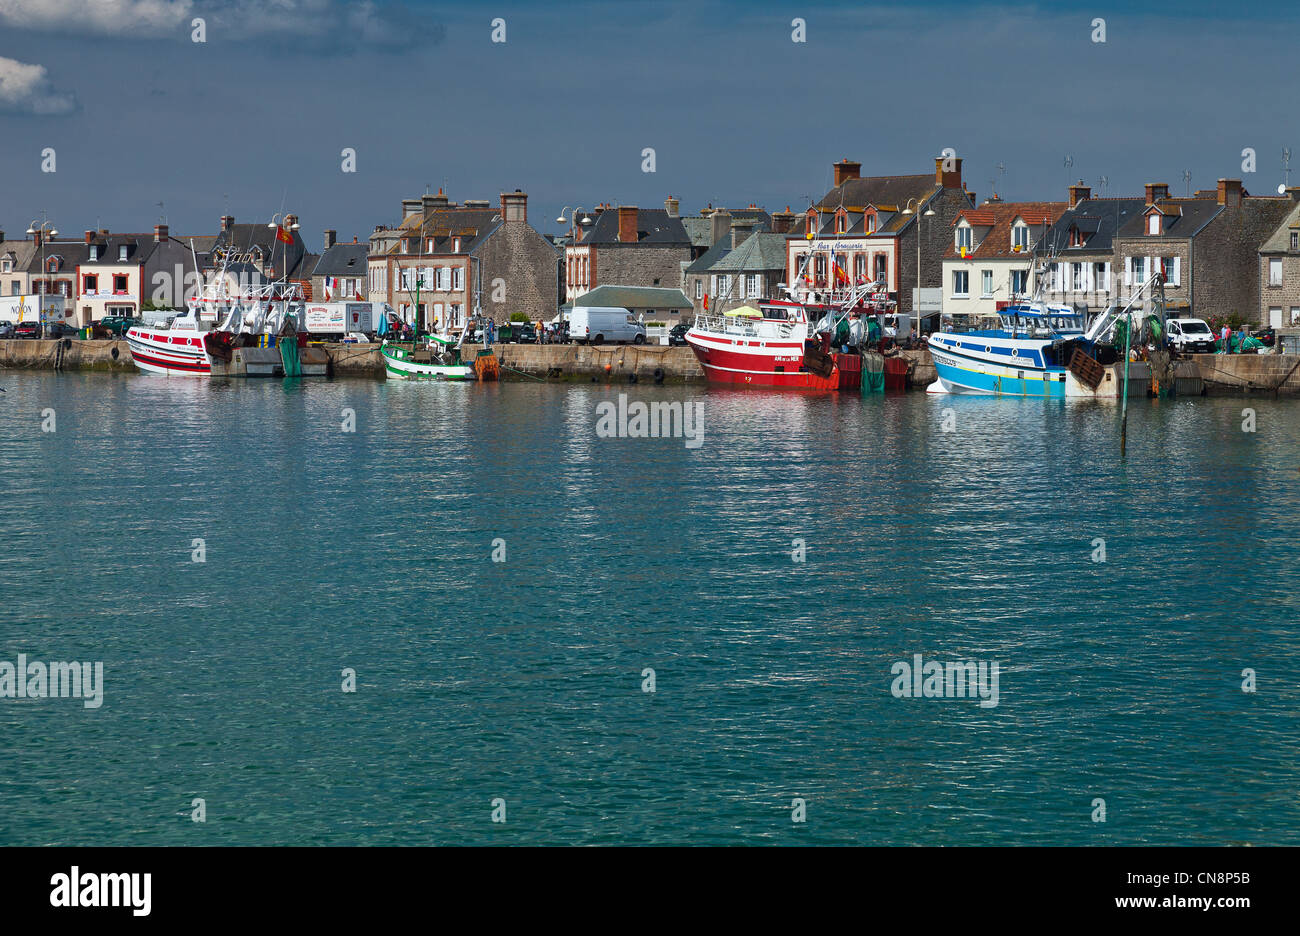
[926,303,1093,397]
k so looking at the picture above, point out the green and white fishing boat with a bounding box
[380,334,477,380]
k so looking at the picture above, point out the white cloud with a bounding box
[0,0,192,36]
[0,56,77,115]
[0,0,437,46]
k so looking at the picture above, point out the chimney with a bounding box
[771,206,795,235]
[665,195,680,218]
[84,230,95,245]
[402,198,422,218]
[154,224,168,244]
[833,159,861,187]
[1145,183,1169,205]
[730,218,757,249]
[221,215,234,231]
[710,209,731,247]
[1216,178,1243,207]
[618,206,639,243]
[323,229,337,250]
[501,189,527,224]
[1068,181,1091,209]
[936,155,963,189]
[1286,186,1300,203]
[33,230,43,248]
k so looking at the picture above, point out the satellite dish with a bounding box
[1279,183,1288,195]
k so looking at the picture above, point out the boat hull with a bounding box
[126,327,212,376]
[381,343,476,381]
[685,329,850,389]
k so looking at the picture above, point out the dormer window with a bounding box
[88,245,99,262]
[955,226,972,249]
[427,238,434,252]
[835,211,847,234]
[865,214,875,234]
[453,237,461,253]
[1069,227,1085,247]
[1147,214,1161,235]
[1012,224,1029,250]
[0,258,10,273]
[118,245,128,261]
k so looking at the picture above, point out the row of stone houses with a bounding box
[944,179,1300,326]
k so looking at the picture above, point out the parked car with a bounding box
[512,323,536,344]
[0,320,14,338]
[1166,317,1216,354]
[98,314,140,338]
[44,322,79,339]
[1255,327,1276,347]
[13,321,42,339]
[669,322,690,346]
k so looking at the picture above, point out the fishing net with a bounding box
[861,351,885,394]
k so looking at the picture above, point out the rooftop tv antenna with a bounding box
[1182,170,1192,197]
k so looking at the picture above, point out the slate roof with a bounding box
[575,284,692,309]
[0,240,37,271]
[1114,198,1222,239]
[82,234,154,266]
[1260,199,1300,253]
[382,207,503,256]
[706,232,789,273]
[814,173,943,235]
[944,202,1068,260]
[1037,198,1147,255]
[313,243,370,277]
[580,208,690,246]
[18,239,87,273]
[685,236,733,274]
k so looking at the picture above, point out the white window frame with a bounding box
[955,226,972,249]
[695,280,702,300]
[1269,258,1283,287]
[952,270,969,297]
[452,266,463,291]
[981,269,993,298]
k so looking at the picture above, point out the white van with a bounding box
[1166,318,1216,354]
[571,306,646,345]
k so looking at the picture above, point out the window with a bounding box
[812,257,825,287]
[835,213,847,234]
[981,270,993,297]
[854,254,865,281]
[1147,214,1160,235]
[1093,262,1109,292]
[1269,307,1282,327]
[1012,225,1030,250]
[87,246,99,262]
[865,214,875,234]
[747,274,760,298]
[113,274,128,294]
[1292,232,1298,250]
[118,245,128,261]
[1161,257,1180,287]
[1269,258,1283,286]
[952,270,969,296]
[1072,263,1084,292]
[695,280,702,299]
[1292,307,1300,326]
[1011,270,1028,295]
[955,226,972,249]
[718,274,731,296]
[1129,256,1145,285]
[452,267,463,291]
[874,253,887,283]
[83,275,98,294]
[1050,263,1061,291]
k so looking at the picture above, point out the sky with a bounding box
[0,0,1296,251]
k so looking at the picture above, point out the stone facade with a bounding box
[475,215,562,321]
[580,244,686,293]
[1192,183,1294,324]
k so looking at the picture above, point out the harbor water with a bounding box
[0,372,1297,845]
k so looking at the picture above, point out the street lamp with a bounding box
[26,216,59,334]
[901,198,936,339]
[556,206,593,307]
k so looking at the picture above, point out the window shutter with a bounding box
[1172,257,1181,287]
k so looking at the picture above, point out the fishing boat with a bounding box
[926,273,1167,398]
[126,240,326,378]
[684,280,888,390]
[380,333,477,380]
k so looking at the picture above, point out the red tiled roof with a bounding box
[961,209,997,225]
[943,201,1069,260]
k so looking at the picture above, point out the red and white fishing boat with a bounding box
[685,279,892,390]
[126,252,324,377]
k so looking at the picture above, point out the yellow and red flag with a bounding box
[276,225,293,245]
[703,294,709,311]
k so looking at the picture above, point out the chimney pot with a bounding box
[324,229,337,249]
[154,224,168,243]
[664,195,680,218]
[1068,181,1091,209]
[501,190,528,224]
[221,215,234,232]
[85,230,94,245]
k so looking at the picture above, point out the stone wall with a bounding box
[592,245,691,292]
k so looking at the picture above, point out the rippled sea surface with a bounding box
[0,371,1297,845]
